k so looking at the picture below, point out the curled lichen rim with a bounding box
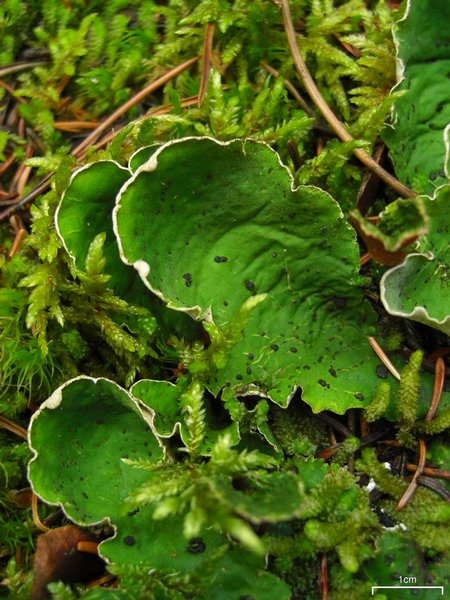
[54,159,130,267]
[112,135,346,326]
[380,252,450,336]
[27,375,160,513]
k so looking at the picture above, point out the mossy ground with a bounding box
[0,1,448,598]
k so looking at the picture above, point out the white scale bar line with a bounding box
[371,586,444,595]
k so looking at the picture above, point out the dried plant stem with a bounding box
[407,464,450,480]
[0,58,199,223]
[262,63,315,117]
[32,493,51,533]
[0,415,28,440]
[368,337,400,380]
[397,438,426,510]
[426,357,445,421]
[91,96,199,150]
[0,154,16,177]
[0,61,46,78]
[198,23,215,106]
[416,476,450,502]
[54,121,99,132]
[279,0,415,199]
[72,56,199,157]
[8,215,27,259]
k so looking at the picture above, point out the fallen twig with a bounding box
[0,61,47,78]
[72,56,199,157]
[0,415,28,440]
[198,23,215,106]
[278,0,416,199]
[397,438,426,510]
[368,337,400,380]
[406,464,450,480]
[425,357,445,421]
[0,58,199,223]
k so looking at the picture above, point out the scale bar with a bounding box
[371,586,444,595]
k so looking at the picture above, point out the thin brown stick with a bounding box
[8,225,27,259]
[10,142,33,193]
[32,493,51,533]
[0,61,47,78]
[359,252,372,266]
[0,194,20,206]
[397,438,426,510]
[262,63,315,117]
[0,79,26,103]
[320,413,351,437]
[426,357,445,421]
[145,95,199,117]
[278,0,416,199]
[94,96,199,149]
[368,337,400,380]
[54,121,99,132]
[406,464,450,480]
[416,476,450,503]
[0,174,52,223]
[359,410,369,438]
[287,139,302,171]
[316,444,339,460]
[0,415,28,440]
[16,165,33,196]
[72,56,199,157]
[0,154,16,177]
[198,23,215,106]
[0,59,199,223]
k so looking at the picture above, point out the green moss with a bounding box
[1,0,448,597]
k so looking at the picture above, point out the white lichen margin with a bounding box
[55,160,130,266]
[112,136,334,325]
[380,252,450,336]
[27,376,163,562]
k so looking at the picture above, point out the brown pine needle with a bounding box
[262,63,315,117]
[0,415,28,440]
[426,357,445,421]
[368,337,400,380]
[278,0,416,199]
[73,56,199,158]
[198,23,215,106]
[397,438,426,510]
[8,225,27,259]
[0,61,47,78]
[0,58,199,223]
[32,493,51,533]
[416,476,450,503]
[0,79,26,102]
[93,96,199,150]
[54,121,99,132]
[406,464,450,480]
[0,154,16,176]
